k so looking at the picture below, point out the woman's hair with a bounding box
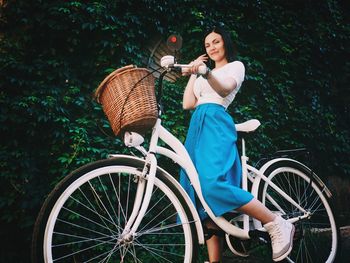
[203,25,236,66]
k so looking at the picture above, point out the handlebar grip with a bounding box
[165,59,207,75]
[179,64,207,75]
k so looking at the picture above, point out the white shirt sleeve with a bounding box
[193,61,245,108]
[225,61,245,90]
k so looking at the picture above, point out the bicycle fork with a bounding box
[120,121,161,241]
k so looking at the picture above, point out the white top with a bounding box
[193,61,245,109]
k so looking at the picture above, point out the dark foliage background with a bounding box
[0,0,349,261]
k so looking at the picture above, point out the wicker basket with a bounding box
[95,65,158,136]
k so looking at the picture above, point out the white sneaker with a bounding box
[264,216,295,262]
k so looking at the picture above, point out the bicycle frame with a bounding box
[241,137,311,229]
[122,117,311,242]
[118,64,313,245]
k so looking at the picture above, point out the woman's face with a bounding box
[204,32,226,63]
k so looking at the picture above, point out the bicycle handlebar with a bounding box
[160,55,207,75]
[156,55,207,114]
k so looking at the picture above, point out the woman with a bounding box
[179,26,295,262]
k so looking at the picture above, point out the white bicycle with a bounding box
[31,47,340,263]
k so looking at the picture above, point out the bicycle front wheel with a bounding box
[259,160,340,263]
[32,158,198,263]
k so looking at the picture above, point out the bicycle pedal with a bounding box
[248,229,270,242]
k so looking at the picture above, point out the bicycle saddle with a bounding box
[235,119,261,133]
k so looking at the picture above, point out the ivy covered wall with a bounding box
[0,0,349,261]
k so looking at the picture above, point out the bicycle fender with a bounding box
[107,154,205,245]
[253,157,332,198]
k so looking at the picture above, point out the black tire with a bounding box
[258,160,340,262]
[31,157,199,263]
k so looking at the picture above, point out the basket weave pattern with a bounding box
[95,65,157,136]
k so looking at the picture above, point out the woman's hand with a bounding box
[182,54,208,76]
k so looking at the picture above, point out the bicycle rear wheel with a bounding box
[32,157,198,263]
[259,160,340,263]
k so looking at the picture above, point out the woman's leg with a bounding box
[236,198,275,224]
[205,220,223,263]
[204,199,275,262]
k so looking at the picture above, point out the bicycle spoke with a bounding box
[40,164,194,262]
[96,175,119,225]
[127,243,143,263]
[87,180,118,227]
[138,222,183,236]
[138,201,173,233]
[266,192,286,214]
[56,218,115,242]
[67,194,120,232]
[72,185,119,237]
[99,244,119,263]
[83,244,121,263]
[134,240,182,263]
[60,206,118,235]
[52,236,117,262]
[135,240,185,257]
[109,172,129,231]
[52,231,115,247]
[260,165,339,262]
[141,187,162,219]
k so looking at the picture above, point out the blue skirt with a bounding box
[180,103,253,220]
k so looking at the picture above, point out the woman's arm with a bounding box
[182,74,197,110]
[206,72,237,98]
[182,54,208,110]
[187,57,240,98]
